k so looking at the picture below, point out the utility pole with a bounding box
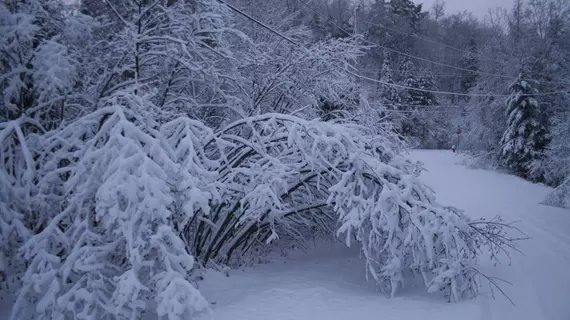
[456,126,462,152]
[353,5,357,36]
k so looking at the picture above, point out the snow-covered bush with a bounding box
[4,98,524,319]
[542,114,570,208]
[327,135,521,301]
[181,113,522,301]
[11,94,209,320]
[191,113,356,264]
[0,117,44,291]
[542,177,570,209]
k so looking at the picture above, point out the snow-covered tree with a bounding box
[0,0,92,127]
[422,73,438,102]
[177,113,519,302]
[379,51,401,108]
[235,33,367,119]
[307,0,355,40]
[499,74,550,180]
[460,37,478,96]
[401,59,438,107]
[78,0,242,126]
[390,0,425,34]
[11,93,211,320]
[544,112,570,185]
[398,60,442,145]
[542,111,570,207]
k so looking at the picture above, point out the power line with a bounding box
[377,109,460,113]
[222,0,569,98]
[296,0,570,86]
[295,0,514,79]
[380,46,520,80]
[359,19,570,86]
[379,103,467,108]
[216,0,299,46]
[359,19,502,66]
[360,69,500,78]
[346,70,570,97]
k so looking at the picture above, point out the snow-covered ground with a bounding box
[196,150,570,320]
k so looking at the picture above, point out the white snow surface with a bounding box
[195,150,570,320]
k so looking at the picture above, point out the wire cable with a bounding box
[296,0,570,86]
[358,19,570,85]
[347,71,569,97]
[217,0,300,46]
[221,0,569,98]
[359,19,502,65]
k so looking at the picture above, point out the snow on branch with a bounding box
[542,178,570,209]
[8,105,524,320]
[183,113,523,302]
[237,35,368,118]
[0,116,40,291]
[11,96,209,320]
[333,165,526,301]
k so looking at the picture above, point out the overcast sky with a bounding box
[414,0,512,19]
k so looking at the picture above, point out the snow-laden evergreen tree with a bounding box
[379,51,401,108]
[400,59,417,104]
[499,73,550,180]
[401,59,439,107]
[399,59,441,145]
[403,67,438,107]
[389,0,424,33]
[375,50,403,136]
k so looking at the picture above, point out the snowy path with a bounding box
[197,150,570,320]
[413,150,570,320]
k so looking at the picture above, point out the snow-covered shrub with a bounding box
[11,94,209,320]
[0,117,43,291]
[328,140,520,302]
[5,102,523,318]
[182,113,521,302]
[191,114,349,264]
[541,114,570,207]
[542,175,570,209]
